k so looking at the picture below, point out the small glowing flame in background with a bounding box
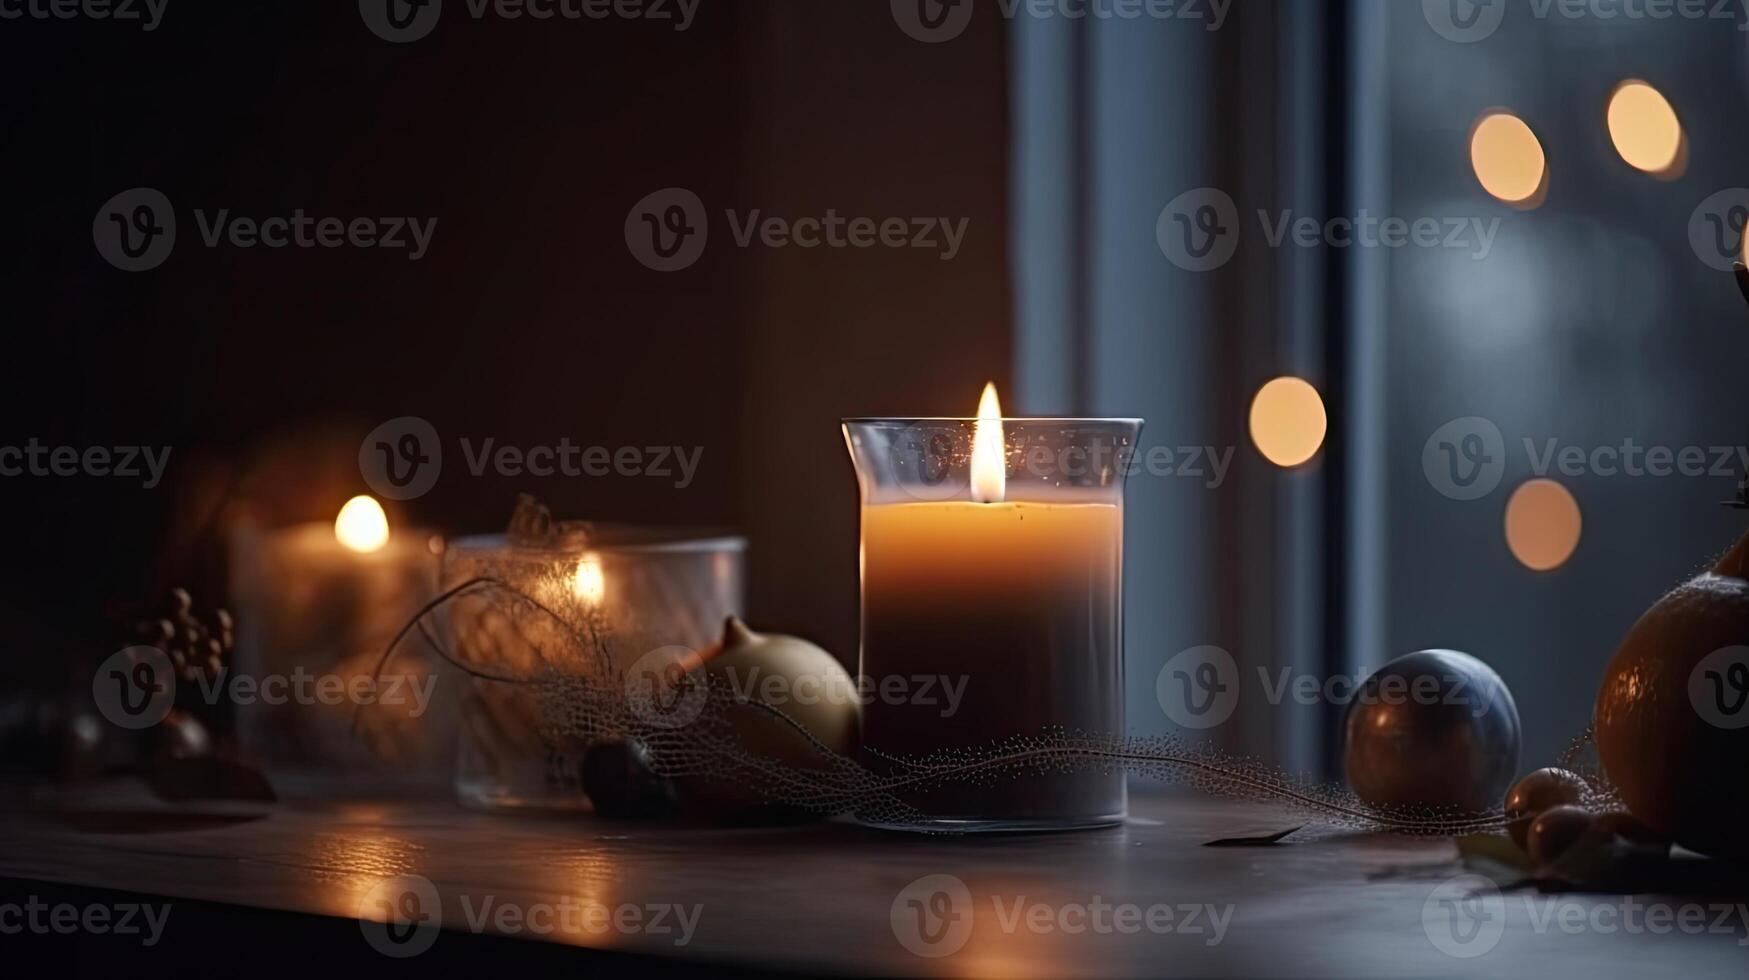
[334,495,390,553]
[971,381,1006,503]
[573,554,606,605]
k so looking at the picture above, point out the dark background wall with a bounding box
[0,1,1011,684]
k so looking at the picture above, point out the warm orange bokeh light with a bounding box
[1470,112,1546,206]
[1607,80,1683,176]
[1504,478,1582,572]
[1249,377,1327,468]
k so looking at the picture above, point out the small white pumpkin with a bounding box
[677,617,858,821]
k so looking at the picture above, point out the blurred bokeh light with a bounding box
[1249,377,1328,468]
[1470,111,1546,206]
[1504,479,1582,572]
[1607,80,1684,177]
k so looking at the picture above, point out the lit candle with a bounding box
[846,386,1140,832]
[334,494,392,553]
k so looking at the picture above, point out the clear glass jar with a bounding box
[442,527,744,811]
[844,416,1142,831]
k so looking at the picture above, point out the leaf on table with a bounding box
[147,757,278,803]
[1456,832,1535,875]
[1543,833,1638,889]
[1204,826,1303,847]
[1538,834,1748,895]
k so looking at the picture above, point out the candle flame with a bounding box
[572,554,606,605]
[971,381,1005,503]
[334,495,390,553]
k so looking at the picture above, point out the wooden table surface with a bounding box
[1,781,1744,977]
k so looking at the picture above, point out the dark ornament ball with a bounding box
[581,738,680,819]
[1343,649,1522,814]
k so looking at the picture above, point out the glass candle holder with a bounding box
[229,520,450,783]
[844,415,1142,832]
[441,527,745,811]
